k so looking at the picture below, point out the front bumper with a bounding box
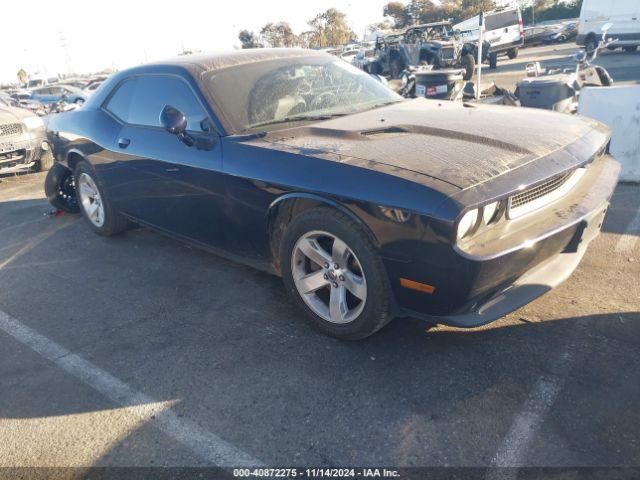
[392,154,620,326]
[0,136,47,174]
[430,202,608,327]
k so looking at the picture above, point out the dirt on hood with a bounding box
[258,98,609,190]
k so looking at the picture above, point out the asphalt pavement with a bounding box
[0,169,638,472]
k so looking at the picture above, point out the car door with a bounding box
[32,87,53,104]
[102,74,226,248]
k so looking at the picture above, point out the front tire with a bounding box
[507,48,518,60]
[461,54,476,81]
[280,208,394,340]
[74,161,129,236]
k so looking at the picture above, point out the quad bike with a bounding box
[515,23,615,114]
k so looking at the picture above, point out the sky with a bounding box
[2,0,393,84]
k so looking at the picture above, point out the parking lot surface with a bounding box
[0,164,639,469]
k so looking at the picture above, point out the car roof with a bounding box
[144,48,329,76]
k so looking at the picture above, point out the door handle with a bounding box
[118,138,130,149]
[165,167,180,173]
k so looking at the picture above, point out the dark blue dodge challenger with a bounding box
[45,49,620,339]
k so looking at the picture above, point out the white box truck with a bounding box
[577,0,640,52]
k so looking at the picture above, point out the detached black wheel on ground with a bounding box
[74,161,129,236]
[461,54,476,81]
[280,208,394,340]
[44,163,80,214]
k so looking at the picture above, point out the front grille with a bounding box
[511,172,572,209]
[508,169,584,219]
[440,47,455,60]
[0,123,22,137]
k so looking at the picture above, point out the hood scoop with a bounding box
[360,127,410,139]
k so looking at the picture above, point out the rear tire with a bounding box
[507,48,518,60]
[44,163,80,214]
[489,51,498,69]
[74,161,129,236]
[280,208,394,340]
[461,54,476,81]
[585,35,598,54]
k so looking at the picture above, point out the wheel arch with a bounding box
[266,193,381,275]
[66,149,88,171]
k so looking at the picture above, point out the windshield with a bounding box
[202,55,402,133]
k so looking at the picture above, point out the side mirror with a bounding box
[160,104,187,135]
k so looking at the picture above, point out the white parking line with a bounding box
[0,309,263,467]
[615,207,640,253]
[486,349,574,480]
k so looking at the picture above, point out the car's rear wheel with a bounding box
[44,163,80,213]
[281,208,394,340]
[507,48,518,59]
[74,161,129,236]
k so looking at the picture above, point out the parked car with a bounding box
[29,85,87,105]
[578,0,640,52]
[369,21,485,81]
[0,102,52,174]
[0,93,45,115]
[45,49,619,339]
[84,81,103,93]
[455,7,524,67]
[523,26,553,47]
[546,22,579,44]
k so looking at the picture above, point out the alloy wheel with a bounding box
[77,173,105,227]
[291,230,367,324]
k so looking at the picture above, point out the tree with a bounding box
[308,8,357,48]
[260,22,296,48]
[238,30,262,49]
[383,1,412,28]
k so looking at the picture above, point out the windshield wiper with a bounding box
[246,113,349,131]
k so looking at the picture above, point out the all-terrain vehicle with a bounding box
[369,21,489,81]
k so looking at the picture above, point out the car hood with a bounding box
[258,99,609,190]
[0,105,32,123]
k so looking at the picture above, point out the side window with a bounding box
[105,75,207,131]
[105,78,139,124]
[486,11,518,31]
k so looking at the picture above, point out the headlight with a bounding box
[22,115,44,130]
[482,201,499,224]
[457,201,504,242]
[457,209,479,240]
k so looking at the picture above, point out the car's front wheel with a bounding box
[281,208,394,340]
[74,161,129,236]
